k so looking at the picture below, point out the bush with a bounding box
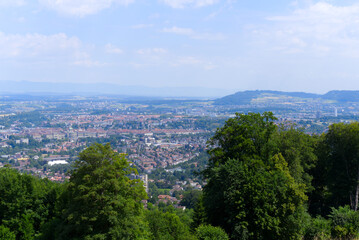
[145,209,195,240]
[304,216,331,240]
[329,206,359,239]
[0,225,16,240]
[195,225,229,240]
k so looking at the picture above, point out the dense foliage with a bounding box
[47,143,149,239]
[202,113,308,239]
[0,167,61,239]
[199,112,359,239]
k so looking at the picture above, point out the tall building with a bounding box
[129,174,148,193]
[140,174,148,193]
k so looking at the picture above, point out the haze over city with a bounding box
[1,0,359,95]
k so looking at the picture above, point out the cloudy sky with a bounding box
[1,0,359,94]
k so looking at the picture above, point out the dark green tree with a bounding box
[207,112,277,166]
[202,112,308,239]
[0,167,60,239]
[55,143,149,239]
[181,189,202,209]
[195,224,228,240]
[274,125,318,191]
[318,123,359,211]
[191,195,207,230]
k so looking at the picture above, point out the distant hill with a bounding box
[214,90,322,105]
[0,81,231,98]
[322,91,359,102]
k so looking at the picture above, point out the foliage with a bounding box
[145,208,195,240]
[191,195,207,230]
[316,123,359,211]
[205,156,307,239]
[0,225,16,240]
[304,216,331,240]
[207,112,277,166]
[0,167,61,239]
[54,143,149,240]
[195,224,229,240]
[181,189,202,209]
[203,112,308,239]
[329,206,359,239]
[274,125,318,192]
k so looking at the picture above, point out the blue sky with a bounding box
[1,0,359,94]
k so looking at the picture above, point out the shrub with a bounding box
[195,224,229,240]
[304,216,331,240]
[329,206,359,239]
[0,225,16,240]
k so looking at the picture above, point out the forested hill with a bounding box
[322,90,359,102]
[214,90,359,105]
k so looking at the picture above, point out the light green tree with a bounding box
[56,143,149,239]
[0,225,15,240]
[145,209,195,240]
[195,224,228,240]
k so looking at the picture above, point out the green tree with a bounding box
[207,112,277,166]
[55,143,148,240]
[191,195,207,230]
[202,112,308,239]
[181,189,202,209]
[274,125,318,191]
[319,123,359,211]
[195,224,228,240]
[145,209,194,240]
[0,167,60,239]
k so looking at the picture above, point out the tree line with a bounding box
[2,112,359,239]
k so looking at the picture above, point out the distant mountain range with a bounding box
[2,81,359,103]
[0,81,232,98]
[214,90,359,105]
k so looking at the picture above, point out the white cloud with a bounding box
[136,48,167,55]
[171,56,216,69]
[73,59,104,67]
[132,48,216,70]
[254,2,359,57]
[39,0,134,17]
[0,32,80,58]
[105,44,123,54]
[0,32,101,67]
[163,26,194,35]
[131,24,154,29]
[0,0,25,7]
[163,26,225,40]
[160,0,219,8]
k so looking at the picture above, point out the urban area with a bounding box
[1,90,358,209]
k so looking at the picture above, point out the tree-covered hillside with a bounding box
[214,90,321,105]
[214,90,359,105]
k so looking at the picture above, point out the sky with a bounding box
[1,0,359,94]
